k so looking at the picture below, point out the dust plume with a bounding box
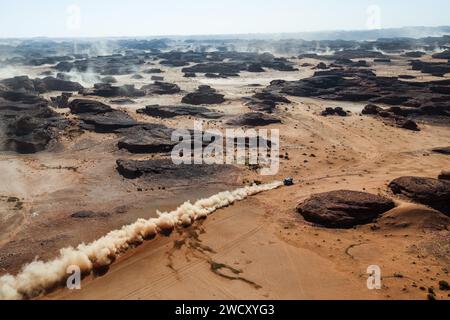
[0,181,282,300]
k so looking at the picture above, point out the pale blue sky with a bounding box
[0,0,449,38]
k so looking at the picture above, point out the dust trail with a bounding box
[0,181,282,300]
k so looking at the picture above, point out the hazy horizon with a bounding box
[1,26,450,41]
[1,0,450,38]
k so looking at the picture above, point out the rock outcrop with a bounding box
[141,81,181,95]
[137,105,222,119]
[1,76,83,93]
[117,124,176,154]
[116,159,232,180]
[297,190,396,228]
[69,99,137,133]
[389,176,450,213]
[0,96,67,153]
[81,83,146,98]
[321,107,349,117]
[182,86,225,105]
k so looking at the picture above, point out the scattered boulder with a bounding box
[71,211,110,219]
[297,190,396,228]
[101,76,117,84]
[321,107,349,117]
[399,119,420,131]
[141,81,181,95]
[78,111,137,133]
[362,104,382,115]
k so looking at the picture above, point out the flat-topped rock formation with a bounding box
[389,176,450,214]
[68,99,137,133]
[117,124,176,154]
[55,53,146,75]
[0,94,68,154]
[137,105,222,119]
[182,85,226,105]
[140,81,181,95]
[1,76,83,93]
[297,190,396,228]
[81,83,146,98]
[263,68,450,119]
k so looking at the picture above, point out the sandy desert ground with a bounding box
[1,47,450,300]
